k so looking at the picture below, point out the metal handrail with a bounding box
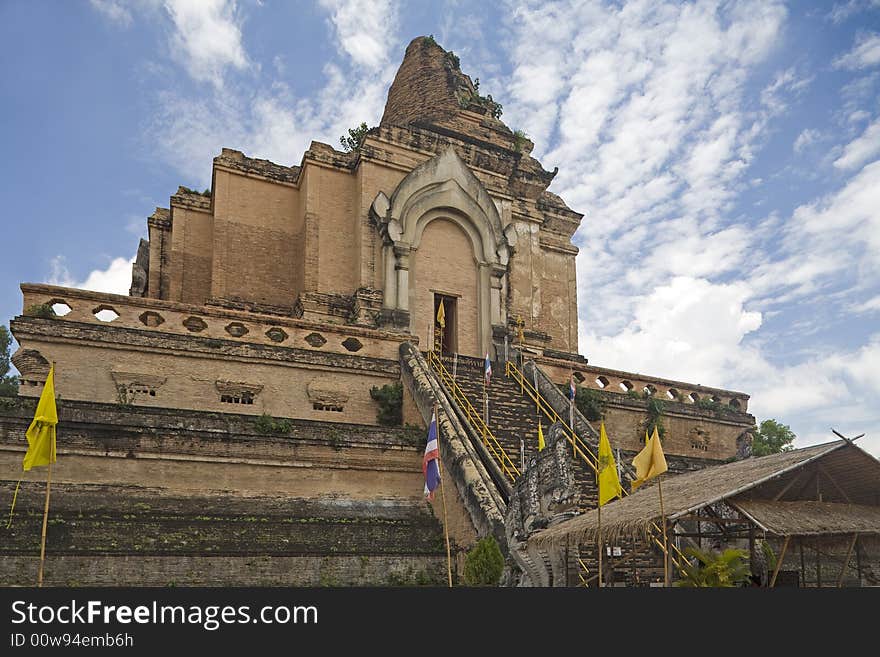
[505,359,687,571]
[428,351,520,481]
[506,360,600,472]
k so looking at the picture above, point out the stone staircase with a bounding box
[434,354,599,507]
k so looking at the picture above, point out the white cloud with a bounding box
[833,115,880,169]
[850,295,880,313]
[827,1,880,24]
[793,128,820,152]
[164,0,249,88]
[834,31,880,69]
[318,0,397,70]
[46,256,133,295]
[147,0,399,185]
[89,0,134,26]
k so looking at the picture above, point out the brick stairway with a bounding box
[437,354,542,473]
[435,355,598,504]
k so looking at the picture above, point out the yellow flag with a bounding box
[537,421,545,452]
[631,426,667,491]
[645,430,650,446]
[436,300,445,329]
[23,364,57,471]
[597,422,621,506]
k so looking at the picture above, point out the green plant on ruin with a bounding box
[370,382,403,426]
[423,34,437,47]
[574,386,605,422]
[339,122,370,152]
[675,547,750,587]
[695,397,723,414]
[24,303,56,319]
[462,536,504,587]
[0,325,18,397]
[202,188,211,197]
[445,50,460,69]
[115,384,135,409]
[460,78,503,119]
[641,396,666,440]
[512,129,529,153]
[254,413,292,435]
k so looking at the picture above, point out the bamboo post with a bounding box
[37,461,52,587]
[434,404,453,588]
[770,535,791,587]
[836,533,858,587]
[658,478,669,587]
[597,502,603,588]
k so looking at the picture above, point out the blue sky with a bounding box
[1,0,879,455]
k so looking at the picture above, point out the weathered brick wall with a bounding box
[0,399,450,586]
[169,196,213,306]
[308,166,359,295]
[412,218,480,356]
[210,168,300,307]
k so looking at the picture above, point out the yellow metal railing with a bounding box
[427,351,520,482]
[506,359,687,572]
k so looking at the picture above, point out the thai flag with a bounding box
[423,410,441,500]
[484,352,492,386]
[569,373,576,401]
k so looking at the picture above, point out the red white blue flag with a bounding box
[423,410,441,500]
[484,352,492,386]
[569,373,576,401]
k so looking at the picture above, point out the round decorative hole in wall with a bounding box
[304,332,327,348]
[139,311,165,327]
[265,327,288,343]
[225,322,249,338]
[341,337,363,352]
[183,316,208,332]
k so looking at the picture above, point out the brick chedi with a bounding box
[0,36,757,586]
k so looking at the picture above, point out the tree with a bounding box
[675,547,750,587]
[752,419,796,457]
[339,122,369,152]
[462,536,504,586]
[0,325,18,396]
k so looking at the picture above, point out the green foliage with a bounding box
[370,382,403,426]
[339,122,370,152]
[0,325,17,396]
[423,34,437,47]
[752,419,796,456]
[644,396,666,439]
[255,413,292,435]
[696,397,723,414]
[512,129,529,153]
[675,547,750,587]
[202,188,211,197]
[460,78,503,119]
[574,387,605,422]
[445,50,460,69]
[760,540,777,574]
[24,303,56,319]
[463,536,504,586]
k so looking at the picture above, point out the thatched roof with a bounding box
[531,441,856,548]
[730,500,880,536]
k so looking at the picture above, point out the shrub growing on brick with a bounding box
[463,536,504,586]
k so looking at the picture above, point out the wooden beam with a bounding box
[793,470,818,501]
[770,536,791,588]
[817,464,852,503]
[773,470,807,501]
[836,534,858,587]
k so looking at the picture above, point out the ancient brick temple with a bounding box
[1,37,757,586]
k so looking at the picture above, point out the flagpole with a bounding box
[658,477,669,587]
[434,403,453,588]
[37,461,52,587]
[597,502,603,588]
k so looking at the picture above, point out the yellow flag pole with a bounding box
[597,502,603,588]
[37,461,52,587]
[434,403,453,587]
[658,477,668,587]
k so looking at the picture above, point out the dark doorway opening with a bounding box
[433,293,457,356]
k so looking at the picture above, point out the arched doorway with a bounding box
[412,217,479,356]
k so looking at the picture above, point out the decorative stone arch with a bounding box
[371,147,511,355]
